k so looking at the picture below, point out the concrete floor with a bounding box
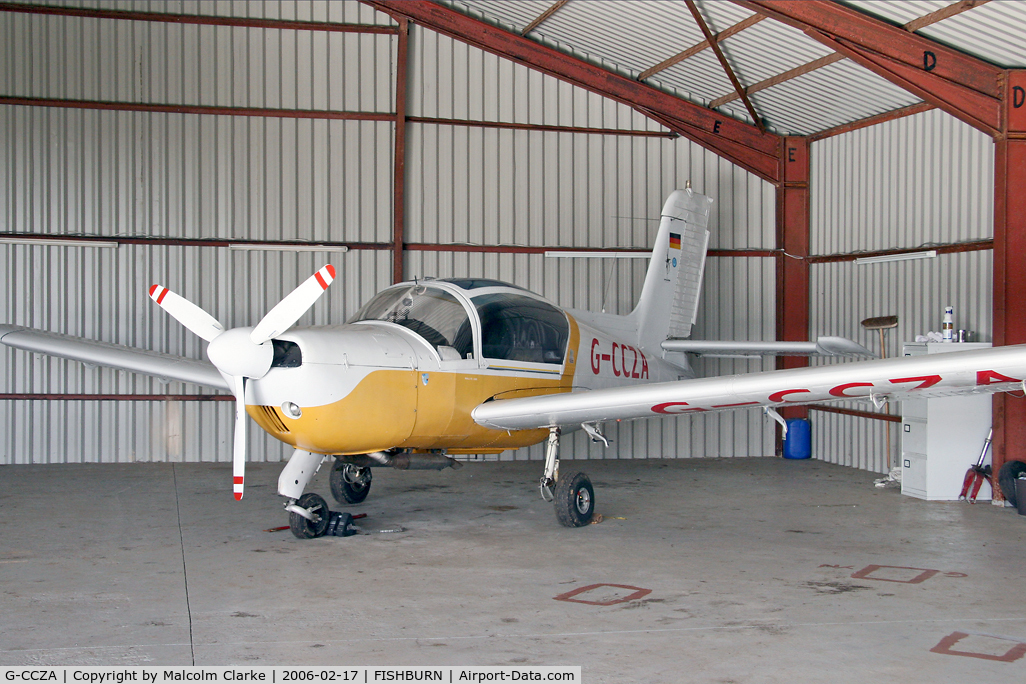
[1,456,1024,682]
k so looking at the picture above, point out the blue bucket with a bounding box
[783,418,811,459]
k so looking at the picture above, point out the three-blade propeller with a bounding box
[149,265,336,500]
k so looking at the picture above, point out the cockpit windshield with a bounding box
[349,285,474,359]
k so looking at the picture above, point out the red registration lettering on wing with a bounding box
[829,382,874,398]
[652,402,707,414]
[768,388,811,403]
[977,370,1020,385]
[890,375,941,390]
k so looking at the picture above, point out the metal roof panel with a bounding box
[715,16,836,90]
[915,1,1026,68]
[747,59,924,135]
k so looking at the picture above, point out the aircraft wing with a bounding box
[0,325,229,390]
[662,336,874,358]
[472,344,1026,431]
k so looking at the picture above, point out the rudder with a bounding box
[630,189,713,353]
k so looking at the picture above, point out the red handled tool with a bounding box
[959,428,993,503]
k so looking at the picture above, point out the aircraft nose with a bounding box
[206,327,274,379]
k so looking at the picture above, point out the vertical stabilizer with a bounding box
[630,189,713,353]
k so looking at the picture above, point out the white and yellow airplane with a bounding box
[4,189,1026,538]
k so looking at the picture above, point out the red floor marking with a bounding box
[849,564,967,584]
[930,632,1026,662]
[554,583,652,606]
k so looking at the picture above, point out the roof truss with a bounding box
[365,0,783,182]
[711,1,989,110]
[735,0,1003,136]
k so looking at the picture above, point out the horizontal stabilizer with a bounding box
[662,336,874,358]
[0,325,228,390]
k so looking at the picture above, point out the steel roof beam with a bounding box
[808,102,937,142]
[712,1,988,109]
[637,13,765,82]
[0,1,398,33]
[736,0,1003,136]
[521,0,568,36]
[686,0,765,132]
[364,0,782,183]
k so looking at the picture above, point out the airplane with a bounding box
[4,188,1026,539]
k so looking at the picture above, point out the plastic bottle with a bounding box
[942,306,954,343]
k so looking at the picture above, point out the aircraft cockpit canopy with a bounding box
[472,293,568,364]
[349,281,570,366]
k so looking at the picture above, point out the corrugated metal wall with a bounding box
[809,109,995,472]
[0,1,778,465]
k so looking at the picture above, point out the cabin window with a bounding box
[349,285,474,358]
[473,294,568,364]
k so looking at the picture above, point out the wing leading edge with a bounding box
[0,325,228,390]
[472,344,1026,431]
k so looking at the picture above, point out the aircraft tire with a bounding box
[289,493,331,539]
[553,471,595,527]
[330,462,372,504]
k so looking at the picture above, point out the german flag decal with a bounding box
[669,233,681,250]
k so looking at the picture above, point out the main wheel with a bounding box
[553,471,595,527]
[330,461,372,504]
[289,493,330,539]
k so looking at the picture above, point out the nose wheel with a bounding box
[288,493,330,539]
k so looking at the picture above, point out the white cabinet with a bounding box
[900,342,993,501]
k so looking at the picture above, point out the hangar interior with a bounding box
[2,0,1026,677]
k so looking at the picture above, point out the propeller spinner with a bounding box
[149,265,336,500]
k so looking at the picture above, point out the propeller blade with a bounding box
[232,375,247,501]
[149,285,225,342]
[250,265,336,345]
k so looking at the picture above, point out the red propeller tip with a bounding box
[148,284,158,296]
[326,264,336,279]
[234,492,243,501]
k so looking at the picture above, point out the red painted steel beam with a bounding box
[992,71,1026,485]
[775,136,811,443]
[364,0,782,183]
[0,232,391,250]
[407,116,676,138]
[0,2,398,33]
[808,102,936,142]
[392,18,410,284]
[0,96,395,122]
[737,1,1002,135]
[0,394,232,401]
[808,239,993,264]
[406,243,779,258]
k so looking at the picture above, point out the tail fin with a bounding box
[630,189,713,352]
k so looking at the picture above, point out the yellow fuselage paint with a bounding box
[248,369,563,455]
[247,315,581,456]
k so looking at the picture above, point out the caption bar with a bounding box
[2,668,581,684]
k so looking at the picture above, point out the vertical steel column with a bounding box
[992,71,1026,489]
[775,136,811,452]
[392,17,410,283]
